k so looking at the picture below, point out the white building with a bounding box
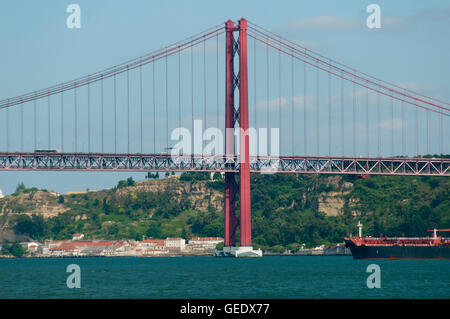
[27,242,41,252]
[164,238,186,251]
[72,233,84,241]
[137,240,166,251]
[0,189,4,198]
[188,237,224,249]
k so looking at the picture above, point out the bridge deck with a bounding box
[0,153,448,176]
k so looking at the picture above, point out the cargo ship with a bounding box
[344,222,450,260]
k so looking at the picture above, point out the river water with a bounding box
[0,256,448,298]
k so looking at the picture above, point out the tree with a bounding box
[15,182,26,194]
[127,177,136,187]
[180,172,210,182]
[58,195,65,204]
[13,214,34,236]
[13,214,48,239]
[1,243,11,255]
[145,172,159,179]
[146,223,162,239]
[10,242,27,257]
[117,180,127,189]
[3,242,27,257]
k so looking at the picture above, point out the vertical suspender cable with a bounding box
[34,94,37,151]
[191,41,194,154]
[61,84,64,151]
[316,61,319,156]
[328,63,331,157]
[179,47,182,132]
[254,39,257,133]
[203,40,206,155]
[439,109,442,156]
[366,83,369,157]
[427,109,429,155]
[391,97,394,156]
[401,101,405,156]
[140,62,143,154]
[153,61,156,153]
[6,99,9,152]
[217,33,220,131]
[75,85,78,152]
[101,75,104,153]
[278,50,281,155]
[291,50,294,155]
[266,42,269,139]
[166,52,169,152]
[114,70,117,153]
[353,79,356,157]
[377,90,380,157]
[48,93,51,149]
[88,76,91,153]
[127,67,130,154]
[304,50,307,156]
[415,104,418,156]
[341,71,344,157]
[20,99,23,152]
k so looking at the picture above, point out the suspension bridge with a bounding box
[1,18,449,253]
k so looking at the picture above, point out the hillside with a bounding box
[0,172,449,251]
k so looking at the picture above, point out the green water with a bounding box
[0,256,448,298]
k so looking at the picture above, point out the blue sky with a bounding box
[0,0,449,195]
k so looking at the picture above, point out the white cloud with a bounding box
[256,97,287,109]
[292,95,314,109]
[378,118,404,131]
[287,16,360,30]
[255,95,315,110]
[383,17,407,29]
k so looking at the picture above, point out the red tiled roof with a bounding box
[50,241,121,250]
[142,239,164,246]
[141,239,165,246]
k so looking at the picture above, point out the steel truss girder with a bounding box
[0,153,448,176]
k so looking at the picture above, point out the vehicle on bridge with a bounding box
[34,149,63,154]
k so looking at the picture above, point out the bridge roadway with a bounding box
[0,153,448,176]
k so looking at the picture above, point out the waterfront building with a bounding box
[27,242,41,253]
[164,238,186,251]
[188,237,224,250]
[138,239,165,250]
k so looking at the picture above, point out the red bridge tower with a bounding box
[219,18,261,257]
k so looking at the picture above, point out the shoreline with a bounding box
[0,252,352,259]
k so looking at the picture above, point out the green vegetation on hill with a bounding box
[1,172,449,251]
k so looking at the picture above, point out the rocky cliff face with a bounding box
[316,177,356,217]
[0,177,224,222]
[115,177,223,211]
[0,190,69,218]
